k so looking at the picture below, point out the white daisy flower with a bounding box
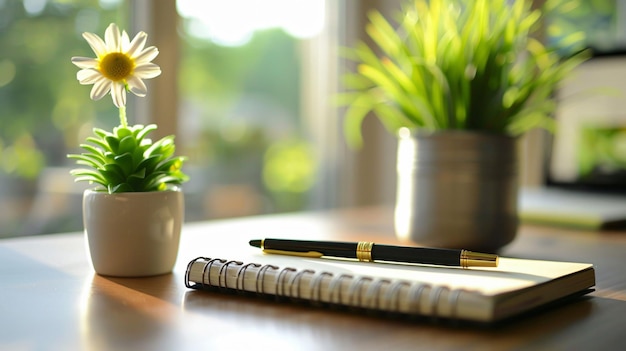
[71,23,161,108]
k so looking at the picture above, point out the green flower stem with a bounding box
[119,105,128,128]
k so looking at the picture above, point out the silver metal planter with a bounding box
[394,130,519,252]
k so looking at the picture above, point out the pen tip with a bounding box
[249,239,262,248]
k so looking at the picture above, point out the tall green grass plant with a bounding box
[340,0,588,147]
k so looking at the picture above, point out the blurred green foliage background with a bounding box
[0,0,315,237]
[0,0,624,237]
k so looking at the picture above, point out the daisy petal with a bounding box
[104,23,121,52]
[127,32,148,59]
[121,30,131,52]
[111,82,127,107]
[77,69,101,84]
[133,46,159,64]
[90,78,112,101]
[127,75,147,97]
[134,63,162,79]
[82,32,107,58]
[71,57,98,69]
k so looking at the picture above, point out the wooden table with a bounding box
[1,207,625,350]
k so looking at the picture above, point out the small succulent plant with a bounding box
[69,124,187,193]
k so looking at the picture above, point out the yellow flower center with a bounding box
[99,52,134,81]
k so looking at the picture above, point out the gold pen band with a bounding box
[356,241,374,262]
[460,250,499,268]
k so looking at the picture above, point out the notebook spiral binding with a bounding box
[185,257,469,319]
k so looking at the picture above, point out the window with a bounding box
[0,0,355,238]
[174,0,327,220]
[0,0,124,237]
[5,0,477,239]
[544,0,626,53]
[545,0,626,190]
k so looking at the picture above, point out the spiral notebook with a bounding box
[184,250,595,323]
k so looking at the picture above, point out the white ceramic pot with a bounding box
[83,189,184,277]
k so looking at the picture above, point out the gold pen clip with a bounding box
[262,249,324,258]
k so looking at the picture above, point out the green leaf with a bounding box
[93,128,112,139]
[343,94,376,148]
[157,175,186,185]
[366,11,403,60]
[113,152,134,177]
[145,136,175,159]
[104,135,120,153]
[371,103,413,135]
[117,135,138,155]
[154,157,187,173]
[85,136,110,151]
[69,169,107,184]
[79,144,106,158]
[341,74,375,91]
[357,64,420,120]
[68,153,105,166]
[129,124,145,136]
[101,166,125,186]
[114,126,132,139]
[129,168,147,180]
[136,154,161,174]
[109,183,134,193]
[136,124,157,142]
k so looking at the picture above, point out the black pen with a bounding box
[249,238,498,268]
